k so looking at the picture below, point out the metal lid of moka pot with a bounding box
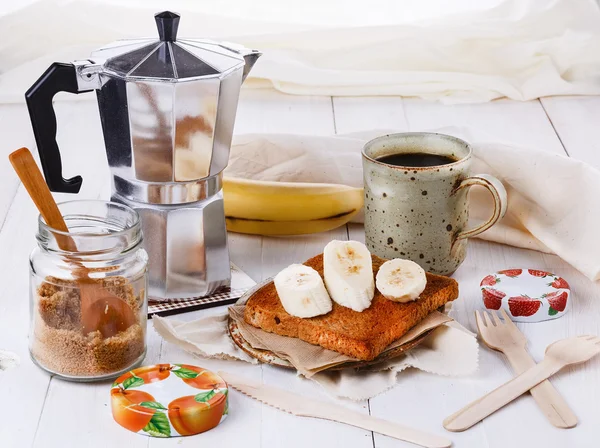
[25,11,259,201]
[90,11,251,81]
[79,11,261,204]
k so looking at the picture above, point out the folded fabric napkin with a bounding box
[228,305,453,376]
[226,129,600,282]
[153,308,478,400]
[1,0,600,103]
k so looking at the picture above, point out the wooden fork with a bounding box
[475,310,577,428]
[444,335,600,432]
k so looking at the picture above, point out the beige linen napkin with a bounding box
[153,310,478,400]
[226,128,600,281]
[153,313,257,363]
[228,305,453,376]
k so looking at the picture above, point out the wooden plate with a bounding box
[228,278,434,371]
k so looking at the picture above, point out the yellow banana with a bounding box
[223,177,364,235]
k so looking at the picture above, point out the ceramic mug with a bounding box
[362,132,507,275]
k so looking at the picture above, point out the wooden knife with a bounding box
[218,371,452,448]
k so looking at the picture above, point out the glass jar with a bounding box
[29,200,148,381]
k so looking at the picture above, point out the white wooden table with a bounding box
[1,90,599,448]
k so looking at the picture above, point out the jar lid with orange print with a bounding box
[110,363,228,437]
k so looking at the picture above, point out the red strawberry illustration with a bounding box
[528,269,550,278]
[480,275,499,287]
[545,291,568,313]
[550,277,570,290]
[498,269,522,278]
[508,295,542,317]
[482,288,505,310]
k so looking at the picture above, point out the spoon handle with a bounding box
[502,346,577,428]
[443,359,561,432]
[9,148,76,251]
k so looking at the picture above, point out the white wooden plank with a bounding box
[154,89,372,448]
[228,88,337,284]
[0,98,113,447]
[332,97,408,134]
[228,232,263,283]
[242,90,372,448]
[0,99,111,213]
[33,378,149,448]
[236,89,336,136]
[347,225,495,448]
[33,304,162,448]
[147,315,265,448]
[51,99,112,199]
[401,98,566,154]
[16,104,121,447]
[260,229,374,448]
[540,96,600,168]
[336,97,596,448]
[0,104,31,224]
[336,99,489,447]
[0,186,54,448]
[537,95,600,445]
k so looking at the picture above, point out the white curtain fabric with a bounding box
[1,0,600,104]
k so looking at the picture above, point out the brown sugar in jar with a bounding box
[28,201,148,381]
[31,276,145,377]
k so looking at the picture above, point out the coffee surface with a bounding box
[377,152,458,167]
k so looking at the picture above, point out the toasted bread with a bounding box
[244,254,459,361]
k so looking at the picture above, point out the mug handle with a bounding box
[453,174,508,240]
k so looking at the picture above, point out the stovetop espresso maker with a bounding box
[26,11,260,299]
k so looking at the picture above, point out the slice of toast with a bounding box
[244,254,459,361]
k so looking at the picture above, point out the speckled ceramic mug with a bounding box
[362,133,507,275]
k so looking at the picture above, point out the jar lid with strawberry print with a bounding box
[480,269,570,323]
[110,364,228,437]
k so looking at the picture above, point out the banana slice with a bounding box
[323,240,375,312]
[274,264,333,318]
[376,259,427,302]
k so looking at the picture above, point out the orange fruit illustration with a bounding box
[115,364,171,385]
[111,388,156,432]
[177,364,227,390]
[168,392,226,436]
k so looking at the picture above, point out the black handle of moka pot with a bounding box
[25,62,92,194]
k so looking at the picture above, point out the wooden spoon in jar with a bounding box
[9,147,136,338]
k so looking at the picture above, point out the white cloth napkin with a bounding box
[312,323,478,400]
[153,313,478,400]
[1,0,600,104]
[226,129,600,282]
[152,313,257,363]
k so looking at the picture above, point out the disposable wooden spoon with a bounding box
[444,335,600,432]
[475,310,577,428]
[9,147,136,338]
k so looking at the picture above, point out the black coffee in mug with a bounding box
[377,152,458,167]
